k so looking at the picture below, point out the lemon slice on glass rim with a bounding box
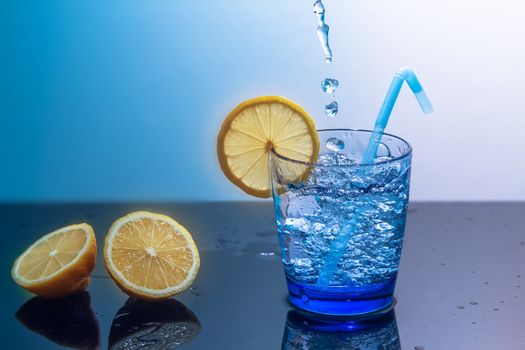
[217,96,320,198]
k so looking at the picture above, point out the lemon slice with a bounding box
[103,211,200,300]
[11,224,97,298]
[217,96,320,198]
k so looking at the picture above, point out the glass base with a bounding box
[286,277,396,316]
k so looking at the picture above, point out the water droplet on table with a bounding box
[326,137,344,151]
[259,252,276,257]
[469,301,479,305]
[321,78,339,94]
[415,346,425,350]
[456,305,465,309]
[324,101,338,117]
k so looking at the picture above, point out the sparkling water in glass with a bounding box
[270,129,412,315]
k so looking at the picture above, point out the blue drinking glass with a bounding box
[270,129,412,315]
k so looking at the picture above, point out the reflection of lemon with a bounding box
[104,211,200,300]
[217,96,320,198]
[11,224,97,298]
[109,298,200,350]
[16,292,100,349]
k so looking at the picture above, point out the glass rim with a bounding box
[270,128,412,168]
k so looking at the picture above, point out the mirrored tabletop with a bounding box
[0,202,523,349]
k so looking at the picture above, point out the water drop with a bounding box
[469,301,479,305]
[456,305,465,309]
[259,251,276,257]
[313,0,324,15]
[324,101,338,117]
[415,347,425,350]
[190,287,200,296]
[321,78,339,94]
[326,137,344,152]
[313,0,332,63]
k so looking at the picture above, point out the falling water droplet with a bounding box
[313,0,332,63]
[326,137,345,151]
[321,78,339,94]
[190,287,200,296]
[313,0,324,15]
[324,101,338,117]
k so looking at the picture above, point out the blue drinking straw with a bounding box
[361,67,433,164]
[317,67,433,288]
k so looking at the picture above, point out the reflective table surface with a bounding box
[0,202,523,349]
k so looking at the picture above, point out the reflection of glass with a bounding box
[281,308,401,349]
[109,298,201,350]
[15,291,100,349]
[271,129,411,315]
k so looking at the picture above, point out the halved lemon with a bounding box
[11,224,97,298]
[217,96,320,198]
[103,211,200,300]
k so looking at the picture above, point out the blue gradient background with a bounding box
[1,0,524,201]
